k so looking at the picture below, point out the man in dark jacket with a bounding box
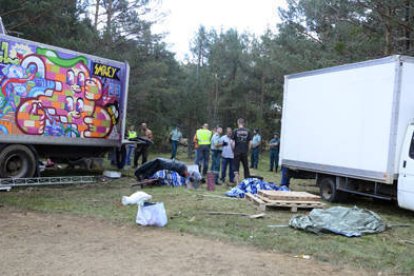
[232,118,252,181]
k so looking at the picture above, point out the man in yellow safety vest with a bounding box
[126,125,137,166]
[195,123,212,176]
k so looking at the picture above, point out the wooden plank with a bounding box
[245,193,267,211]
[264,200,326,208]
[258,190,320,201]
[130,179,159,188]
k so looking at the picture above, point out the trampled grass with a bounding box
[1,148,414,274]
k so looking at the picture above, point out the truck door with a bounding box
[398,124,414,211]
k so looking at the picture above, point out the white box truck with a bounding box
[0,18,129,178]
[280,55,414,211]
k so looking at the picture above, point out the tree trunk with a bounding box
[94,0,100,31]
[106,0,113,38]
[405,0,411,51]
[383,6,393,55]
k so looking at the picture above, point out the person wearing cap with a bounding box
[250,128,261,169]
[169,124,182,159]
[269,133,280,172]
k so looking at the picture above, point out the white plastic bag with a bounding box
[136,202,168,227]
[122,191,152,206]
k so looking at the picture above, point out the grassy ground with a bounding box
[1,148,414,274]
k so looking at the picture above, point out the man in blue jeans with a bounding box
[220,127,235,183]
[269,133,280,172]
[250,128,261,169]
[126,125,137,166]
[210,126,223,184]
[169,124,182,159]
[195,123,212,176]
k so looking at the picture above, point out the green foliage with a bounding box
[1,0,414,146]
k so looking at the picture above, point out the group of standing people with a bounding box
[126,122,153,168]
[193,118,280,184]
[124,120,280,182]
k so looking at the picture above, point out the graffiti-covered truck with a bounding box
[0,23,129,178]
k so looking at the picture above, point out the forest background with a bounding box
[1,0,413,151]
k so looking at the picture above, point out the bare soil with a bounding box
[0,207,371,276]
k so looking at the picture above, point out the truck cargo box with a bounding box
[0,34,129,147]
[280,56,414,184]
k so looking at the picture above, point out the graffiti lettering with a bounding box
[0,42,19,65]
[0,38,123,140]
[93,62,120,80]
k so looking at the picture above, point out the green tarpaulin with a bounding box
[289,206,386,237]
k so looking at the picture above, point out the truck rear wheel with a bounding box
[319,176,345,202]
[0,144,37,178]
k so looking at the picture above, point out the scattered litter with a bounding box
[267,224,289,228]
[136,201,168,227]
[205,212,265,219]
[197,194,237,200]
[225,178,289,198]
[0,186,11,192]
[399,239,414,245]
[289,206,386,237]
[121,191,152,206]
[387,223,412,228]
[293,255,311,260]
[122,191,167,227]
[130,179,159,188]
[103,170,121,179]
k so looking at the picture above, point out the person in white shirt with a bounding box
[250,128,261,169]
[220,127,235,183]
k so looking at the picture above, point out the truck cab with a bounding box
[397,123,414,210]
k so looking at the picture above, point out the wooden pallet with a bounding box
[245,192,325,212]
[258,190,321,202]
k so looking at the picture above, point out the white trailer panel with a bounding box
[280,56,411,183]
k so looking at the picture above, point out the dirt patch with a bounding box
[0,207,370,275]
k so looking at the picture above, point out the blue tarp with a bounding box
[149,170,186,187]
[225,178,290,198]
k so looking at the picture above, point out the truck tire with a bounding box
[0,144,37,178]
[319,176,345,202]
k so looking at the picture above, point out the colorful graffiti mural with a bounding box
[0,37,125,140]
